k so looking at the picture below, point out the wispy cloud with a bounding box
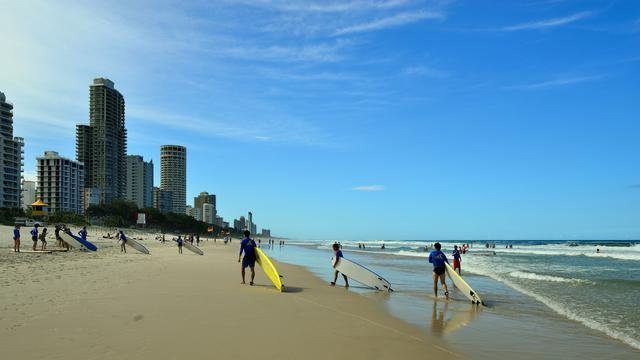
[506,74,604,90]
[334,10,444,35]
[401,65,448,78]
[352,185,385,191]
[501,11,594,31]
[256,0,411,13]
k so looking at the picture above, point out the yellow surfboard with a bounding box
[255,248,283,291]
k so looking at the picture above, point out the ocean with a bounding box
[262,239,640,359]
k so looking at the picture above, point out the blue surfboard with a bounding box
[68,232,98,252]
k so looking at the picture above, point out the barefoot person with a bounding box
[177,235,183,254]
[13,224,21,252]
[429,242,449,300]
[30,224,39,251]
[238,230,257,285]
[119,230,127,253]
[330,242,349,288]
[452,245,462,275]
[39,226,48,251]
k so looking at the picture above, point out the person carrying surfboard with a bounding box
[119,230,128,253]
[238,230,257,285]
[330,242,349,288]
[428,243,449,300]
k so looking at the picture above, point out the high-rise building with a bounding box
[0,92,24,208]
[21,180,36,210]
[37,151,85,214]
[186,205,202,221]
[152,187,173,214]
[261,229,271,238]
[248,211,256,235]
[126,155,153,209]
[234,216,246,231]
[160,145,186,214]
[203,203,215,224]
[76,78,127,205]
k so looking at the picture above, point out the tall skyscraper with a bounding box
[194,191,216,222]
[203,203,215,224]
[160,145,186,214]
[0,91,24,208]
[37,151,85,214]
[76,78,127,205]
[126,155,153,208]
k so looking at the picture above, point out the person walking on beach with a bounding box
[177,235,183,254]
[39,226,48,251]
[30,224,39,251]
[238,230,257,286]
[13,224,21,252]
[119,230,127,253]
[196,233,200,246]
[429,242,449,300]
[54,225,62,247]
[330,242,349,288]
[79,226,88,241]
[452,245,462,275]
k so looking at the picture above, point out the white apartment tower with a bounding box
[0,91,24,208]
[37,151,85,214]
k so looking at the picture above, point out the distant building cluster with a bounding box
[1,79,273,237]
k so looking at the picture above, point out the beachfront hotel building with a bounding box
[152,187,173,214]
[0,91,24,209]
[76,78,127,205]
[194,191,216,222]
[234,216,246,231]
[36,151,85,214]
[160,145,186,214]
[125,155,153,209]
[21,180,36,210]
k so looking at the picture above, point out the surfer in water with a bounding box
[452,245,462,275]
[428,242,449,300]
[119,230,127,253]
[238,230,257,285]
[13,224,21,252]
[330,242,349,288]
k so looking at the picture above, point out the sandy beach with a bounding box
[0,226,463,360]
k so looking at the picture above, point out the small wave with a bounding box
[508,271,588,283]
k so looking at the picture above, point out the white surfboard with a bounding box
[59,231,88,250]
[124,237,150,254]
[182,241,204,255]
[445,263,483,305]
[332,257,392,291]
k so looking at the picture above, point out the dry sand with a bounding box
[0,226,465,360]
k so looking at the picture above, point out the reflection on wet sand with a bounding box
[431,299,482,336]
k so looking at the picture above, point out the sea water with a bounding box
[263,240,640,359]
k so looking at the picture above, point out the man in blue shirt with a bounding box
[428,242,449,300]
[238,230,257,285]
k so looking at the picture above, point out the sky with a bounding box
[1,0,639,240]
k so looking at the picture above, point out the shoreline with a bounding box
[0,226,464,360]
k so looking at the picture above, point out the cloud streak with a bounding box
[501,11,593,31]
[506,75,604,90]
[334,10,444,35]
[352,185,385,191]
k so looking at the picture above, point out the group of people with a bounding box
[12,223,85,252]
[328,241,464,300]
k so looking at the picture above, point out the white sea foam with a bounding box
[462,262,640,350]
[508,271,588,283]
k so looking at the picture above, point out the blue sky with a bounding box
[1,0,639,240]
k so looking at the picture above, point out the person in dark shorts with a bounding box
[238,230,257,285]
[39,226,48,251]
[428,242,449,300]
[176,235,183,254]
[30,224,39,251]
[330,242,349,287]
[452,245,462,275]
